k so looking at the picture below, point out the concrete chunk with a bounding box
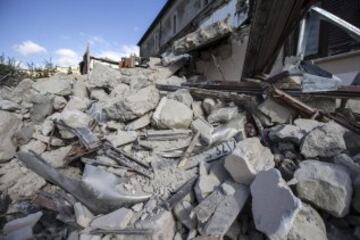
[153,97,193,129]
[294,160,352,217]
[41,145,72,168]
[203,182,249,236]
[334,154,360,180]
[174,200,197,230]
[193,190,226,224]
[106,86,160,121]
[258,97,294,124]
[53,96,67,110]
[74,202,94,228]
[3,211,43,240]
[105,131,138,147]
[251,169,301,240]
[168,89,193,107]
[207,107,238,124]
[0,111,21,162]
[173,20,232,54]
[32,74,72,96]
[269,125,305,145]
[64,96,91,112]
[194,162,221,202]
[287,203,327,240]
[58,110,92,139]
[136,210,176,240]
[300,122,346,158]
[294,118,324,133]
[225,138,274,185]
[125,113,151,131]
[90,207,133,230]
[20,140,47,155]
[31,94,53,123]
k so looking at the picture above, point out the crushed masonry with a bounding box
[1,1,360,239]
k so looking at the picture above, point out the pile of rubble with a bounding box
[0,59,360,240]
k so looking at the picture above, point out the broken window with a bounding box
[305,0,360,59]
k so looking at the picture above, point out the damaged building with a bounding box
[1,0,360,240]
[138,0,360,83]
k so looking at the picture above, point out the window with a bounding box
[173,14,177,34]
[203,0,209,7]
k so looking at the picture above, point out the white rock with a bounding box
[130,74,151,90]
[207,107,238,124]
[204,182,249,237]
[125,113,151,131]
[269,125,305,145]
[287,203,327,240]
[58,110,92,139]
[191,118,214,145]
[110,84,130,98]
[136,210,176,240]
[153,98,193,129]
[168,89,193,107]
[0,99,21,111]
[90,208,133,230]
[32,74,72,96]
[106,86,160,121]
[194,162,221,202]
[40,114,59,136]
[131,203,144,212]
[64,96,91,112]
[73,80,88,98]
[106,131,138,147]
[334,154,360,180]
[0,111,21,162]
[0,159,46,201]
[301,122,346,158]
[258,97,294,124]
[294,160,352,217]
[90,89,109,102]
[294,118,324,133]
[174,200,196,230]
[88,63,123,89]
[74,202,94,228]
[155,75,186,87]
[202,98,217,115]
[53,96,67,110]
[3,211,43,240]
[41,145,72,168]
[251,169,301,240]
[192,101,205,119]
[9,78,34,103]
[31,94,53,123]
[224,138,275,185]
[20,140,47,155]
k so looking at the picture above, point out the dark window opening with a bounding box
[173,14,177,34]
[204,0,209,7]
[304,0,360,59]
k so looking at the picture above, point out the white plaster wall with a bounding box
[195,31,249,81]
[313,51,360,85]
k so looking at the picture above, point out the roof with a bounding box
[137,0,175,46]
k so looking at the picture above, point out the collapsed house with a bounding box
[1,0,360,240]
[138,0,360,83]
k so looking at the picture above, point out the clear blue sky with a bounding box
[0,0,166,67]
